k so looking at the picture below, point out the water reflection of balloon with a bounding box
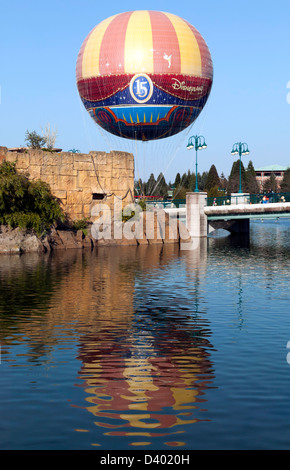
[76,299,214,447]
[76,10,213,142]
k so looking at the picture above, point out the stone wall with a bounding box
[0,146,192,252]
[0,147,135,221]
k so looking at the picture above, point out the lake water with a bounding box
[0,220,290,450]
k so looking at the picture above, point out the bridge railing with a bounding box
[206,192,290,207]
[136,193,290,209]
[145,199,186,208]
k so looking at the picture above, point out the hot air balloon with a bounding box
[76,11,213,141]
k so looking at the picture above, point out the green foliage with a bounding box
[122,212,136,222]
[136,169,212,200]
[204,165,221,191]
[25,130,46,149]
[219,172,228,191]
[280,168,290,192]
[122,200,146,222]
[155,172,168,199]
[174,172,181,187]
[199,171,209,191]
[135,160,271,201]
[227,160,247,193]
[227,159,261,194]
[207,185,225,198]
[263,173,277,192]
[145,173,157,195]
[72,218,90,236]
[174,185,189,199]
[0,160,17,177]
[137,199,147,212]
[136,172,170,199]
[0,161,64,236]
[245,160,259,193]
[2,212,43,234]
[173,170,194,197]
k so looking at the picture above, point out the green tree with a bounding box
[25,130,46,149]
[174,172,181,187]
[180,170,195,191]
[227,160,247,193]
[155,172,168,198]
[205,164,221,191]
[173,171,189,198]
[186,169,195,191]
[199,171,209,191]
[280,168,290,192]
[207,185,225,198]
[145,173,156,195]
[263,173,277,193]
[219,172,228,192]
[174,186,188,199]
[180,172,188,189]
[245,160,259,193]
[0,161,64,235]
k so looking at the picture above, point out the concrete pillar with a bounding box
[186,192,208,238]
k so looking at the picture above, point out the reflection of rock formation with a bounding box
[0,245,183,357]
[0,242,215,447]
[0,252,82,366]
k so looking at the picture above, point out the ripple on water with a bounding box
[0,224,290,449]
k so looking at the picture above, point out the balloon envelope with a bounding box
[76,11,213,141]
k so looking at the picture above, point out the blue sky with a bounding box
[1,0,290,182]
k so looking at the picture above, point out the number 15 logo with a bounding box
[130,74,153,103]
[135,79,148,97]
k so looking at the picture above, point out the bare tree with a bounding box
[42,123,58,150]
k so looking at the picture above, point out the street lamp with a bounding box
[187,135,207,192]
[231,142,250,193]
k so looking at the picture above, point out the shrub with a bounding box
[137,199,147,212]
[72,218,90,236]
[0,161,64,236]
[122,200,146,222]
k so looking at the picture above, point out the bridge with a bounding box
[154,192,290,238]
[192,192,290,238]
[205,200,290,235]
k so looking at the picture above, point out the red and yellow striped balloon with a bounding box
[76,11,213,141]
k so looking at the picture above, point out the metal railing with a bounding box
[206,192,290,207]
[135,193,290,208]
[145,199,186,208]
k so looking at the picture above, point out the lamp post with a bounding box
[187,135,207,192]
[231,142,250,193]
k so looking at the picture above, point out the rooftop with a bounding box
[255,165,289,172]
